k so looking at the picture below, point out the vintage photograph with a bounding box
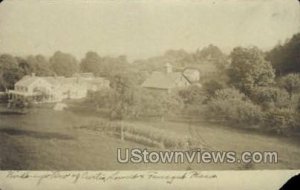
[0,0,300,171]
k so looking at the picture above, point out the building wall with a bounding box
[175,76,190,88]
[11,75,110,103]
[183,69,200,82]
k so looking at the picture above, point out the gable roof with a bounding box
[142,71,190,90]
[42,77,60,86]
[15,76,40,87]
[16,75,60,87]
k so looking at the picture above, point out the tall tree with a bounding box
[80,52,128,77]
[267,33,300,75]
[109,73,134,119]
[23,55,53,76]
[0,54,23,90]
[0,54,18,71]
[16,57,31,75]
[50,51,78,77]
[228,47,275,95]
[80,51,104,76]
[196,44,225,61]
[102,55,128,77]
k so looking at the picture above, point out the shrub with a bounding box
[89,87,184,120]
[263,108,300,134]
[207,88,263,127]
[178,84,206,105]
[12,98,32,109]
[202,79,225,97]
[0,93,8,103]
[213,88,247,101]
[250,86,291,110]
[278,73,300,98]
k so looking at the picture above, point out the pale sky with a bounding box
[0,0,299,61]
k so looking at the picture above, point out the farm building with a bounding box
[141,63,192,93]
[8,73,110,103]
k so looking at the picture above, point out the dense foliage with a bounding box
[1,35,300,135]
[266,33,300,75]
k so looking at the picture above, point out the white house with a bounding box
[9,73,110,103]
[9,74,61,102]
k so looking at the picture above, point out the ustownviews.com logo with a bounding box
[117,148,278,164]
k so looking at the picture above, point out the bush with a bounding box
[89,87,184,120]
[250,86,291,110]
[278,73,300,98]
[11,98,32,109]
[213,88,247,101]
[178,84,206,105]
[0,93,8,103]
[263,108,300,134]
[202,79,225,97]
[206,88,263,127]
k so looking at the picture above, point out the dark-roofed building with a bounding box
[141,63,191,93]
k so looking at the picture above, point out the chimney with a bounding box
[165,63,172,73]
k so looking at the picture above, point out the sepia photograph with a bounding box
[0,0,300,178]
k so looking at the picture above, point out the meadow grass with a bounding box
[77,119,209,150]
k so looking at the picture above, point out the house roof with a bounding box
[15,76,39,87]
[16,75,59,87]
[141,71,189,90]
[56,77,78,85]
[42,77,60,86]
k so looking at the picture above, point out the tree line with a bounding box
[0,51,129,91]
[1,33,300,135]
[87,33,300,135]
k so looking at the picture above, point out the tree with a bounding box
[1,68,23,90]
[26,55,53,76]
[102,55,128,77]
[80,52,129,78]
[80,51,104,76]
[0,54,23,90]
[49,51,78,77]
[132,89,167,118]
[267,33,300,75]
[164,49,190,66]
[91,88,116,109]
[109,73,137,141]
[196,44,225,61]
[109,73,134,120]
[0,54,18,71]
[279,73,300,99]
[228,47,275,95]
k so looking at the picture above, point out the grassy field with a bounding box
[1,105,300,170]
[132,119,300,169]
